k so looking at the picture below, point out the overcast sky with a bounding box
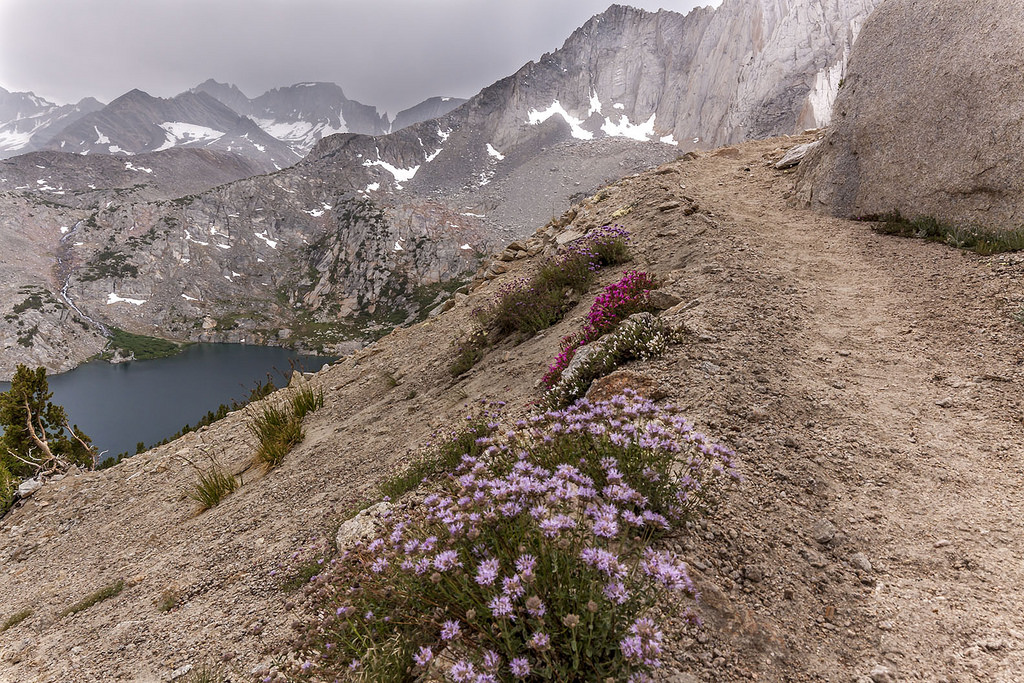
[0,0,721,116]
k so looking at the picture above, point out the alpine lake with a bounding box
[0,343,335,463]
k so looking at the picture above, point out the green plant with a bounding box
[1,364,96,478]
[188,465,239,511]
[184,661,226,683]
[872,212,1024,255]
[378,410,499,501]
[156,588,180,612]
[248,403,304,468]
[545,313,669,408]
[449,330,490,377]
[61,579,124,617]
[0,608,31,633]
[106,327,182,361]
[289,384,324,419]
[282,392,738,681]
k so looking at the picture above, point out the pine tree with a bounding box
[0,364,95,479]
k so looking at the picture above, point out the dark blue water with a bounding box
[0,344,334,461]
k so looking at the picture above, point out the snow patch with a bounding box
[154,122,226,151]
[181,293,198,301]
[107,292,146,306]
[589,91,602,116]
[486,143,505,161]
[460,212,484,217]
[365,182,380,192]
[363,150,419,187]
[303,208,325,217]
[425,147,443,162]
[460,243,472,250]
[216,243,231,250]
[437,126,451,142]
[184,230,209,246]
[601,113,657,141]
[254,231,278,249]
[393,241,404,251]
[124,161,153,173]
[60,226,70,234]
[527,100,593,140]
[94,126,110,144]
[659,133,679,146]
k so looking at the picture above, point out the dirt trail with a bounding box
[652,139,1024,681]
[1,136,1022,682]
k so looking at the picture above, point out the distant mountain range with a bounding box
[0,81,466,163]
[0,0,882,380]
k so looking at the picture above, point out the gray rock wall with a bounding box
[796,0,1024,229]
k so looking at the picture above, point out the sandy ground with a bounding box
[1,135,1023,682]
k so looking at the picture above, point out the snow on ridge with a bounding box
[154,122,225,151]
[364,182,380,192]
[107,291,146,306]
[486,143,505,161]
[363,149,419,187]
[125,161,153,173]
[94,126,110,144]
[659,133,679,146]
[254,230,278,249]
[181,293,198,301]
[601,113,657,142]
[437,126,451,142]
[527,100,594,140]
[425,147,443,162]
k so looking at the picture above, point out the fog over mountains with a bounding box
[0,0,881,380]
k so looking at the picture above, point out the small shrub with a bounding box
[248,403,304,468]
[156,588,180,612]
[482,226,632,339]
[545,313,669,408]
[184,662,226,683]
[449,330,490,377]
[62,579,125,617]
[1,608,31,633]
[282,391,738,681]
[544,270,661,388]
[290,384,324,419]
[872,212,1024,255]
[188,466,239,511]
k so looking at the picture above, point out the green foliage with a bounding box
[61,580,124,617]
[449,330,490,377]
[289,384,325,419]
[545,314,669,408]
[0,461,14,517]
[156,588,179,612]
[248,403,304,468]
[0,608,31,633]
[106,327,182,361]
[79,247,138,281]
[873,212,1024,255]
[188,465,239,511]
[183,661,226,683]
[0,365,95,478]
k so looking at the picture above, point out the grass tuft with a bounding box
[289,384,324,419]
[248,403,304,468]
[61,580,124,617]
[188,466,239,511]
[872,212,1024,255]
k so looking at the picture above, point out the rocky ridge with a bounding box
[0,87,104,160]
[2,136,1022,682]
[796,0,1024,230]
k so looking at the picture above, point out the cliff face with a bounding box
[796,0,1024,229]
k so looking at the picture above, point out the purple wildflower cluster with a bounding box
[285,391,738,681]
[544,270,660,387]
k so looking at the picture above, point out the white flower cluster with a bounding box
[546,312,668,406]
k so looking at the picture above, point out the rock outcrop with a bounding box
[796,0,1024,229]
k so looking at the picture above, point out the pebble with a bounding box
[935,397,953,408]
[812,518,837,545]
[934,539,951,548]
[869,664,897,683]
[850,552,872,572]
